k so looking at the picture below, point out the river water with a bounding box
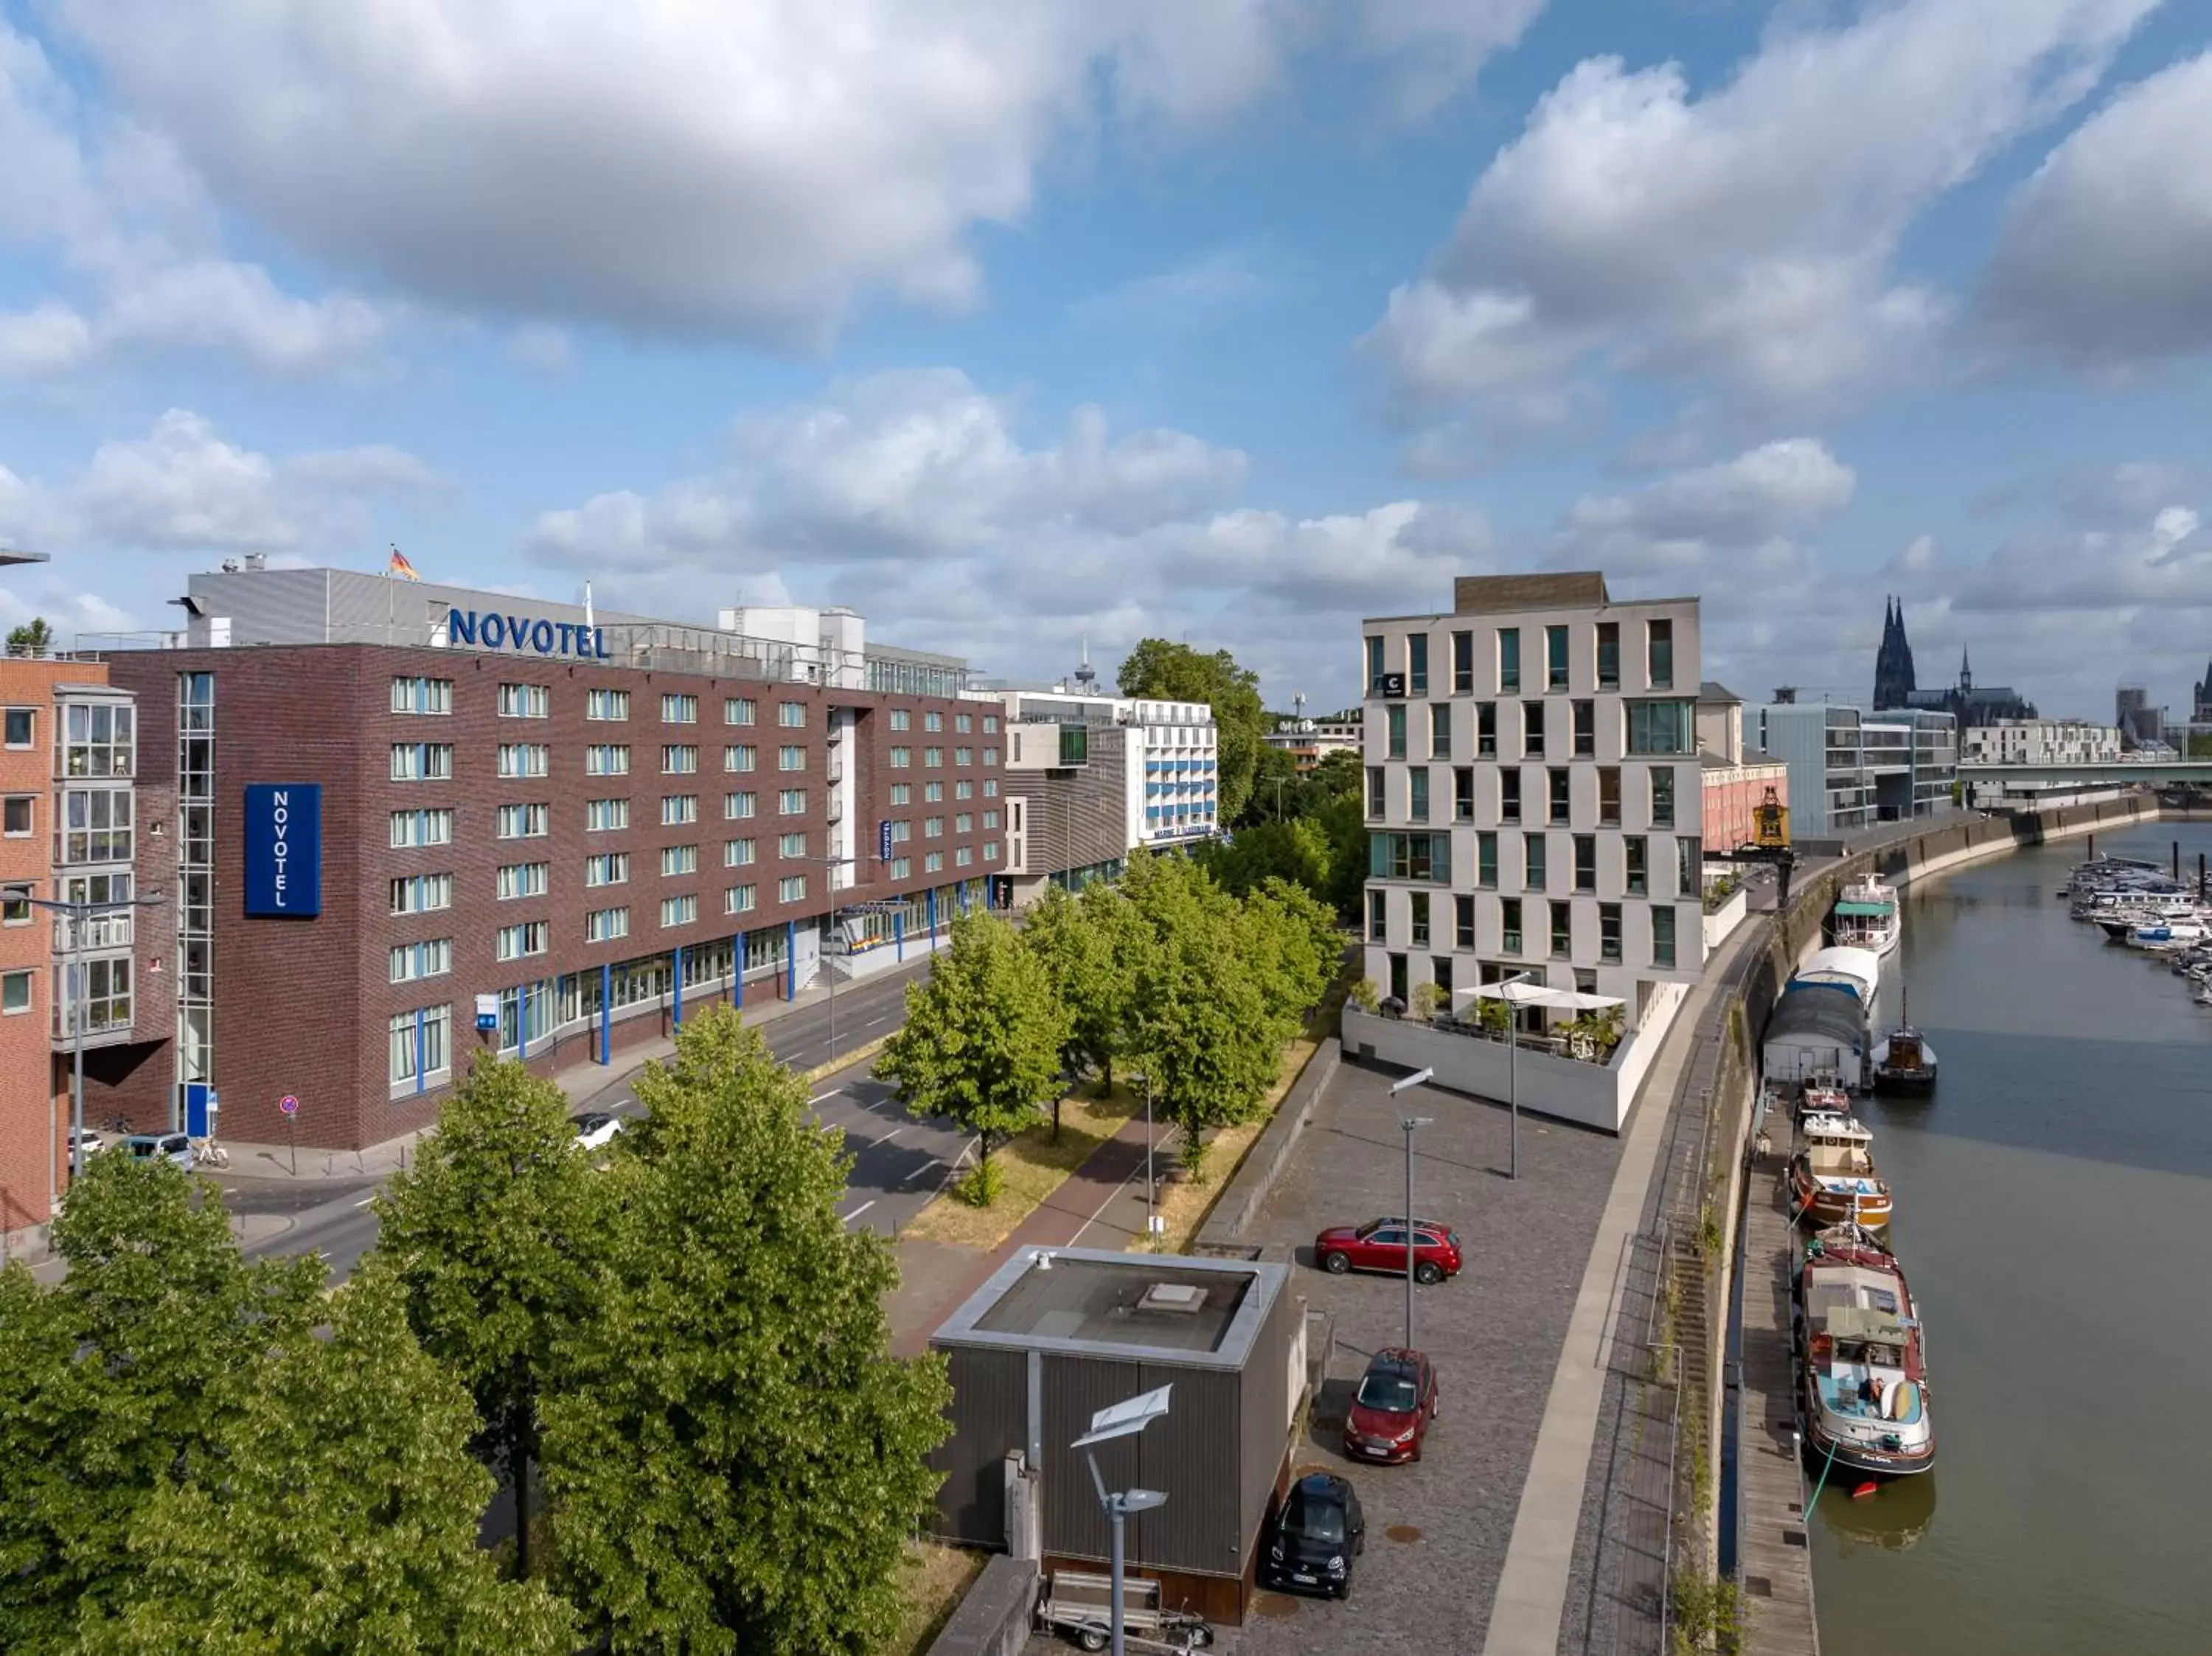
[1809,821,2212,1654]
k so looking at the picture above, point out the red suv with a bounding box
[1343,1348,1439,1464]
[1313,1217,1462,1284]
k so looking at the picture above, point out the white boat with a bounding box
[2126,919,2208,951]
[1795,944,1882,1008]
[1833,874,1902,959]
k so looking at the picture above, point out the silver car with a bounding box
[122,1132,196,1172]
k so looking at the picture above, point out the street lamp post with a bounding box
[1390,1068,1433,1352]
[8,886,167,1186]
[1071,1384,1173,1656]
[796,854,860,1068]
[1498,970,1534,1181]
[1129,1070,1158,1243]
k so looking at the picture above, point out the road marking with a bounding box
[901,1159,942,1186]
[353,1196,376,1208]
[810,1088,846,1104]
[874,1127,906,1148]
[842,1200,877,1225]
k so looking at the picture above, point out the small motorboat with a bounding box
[1871,988,1937,1096]
[1794,1222,1934,1481]
[1832,873,1902,959]
[1789,1113,1892,1230]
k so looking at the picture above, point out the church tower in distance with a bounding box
[1873,595,1918,712]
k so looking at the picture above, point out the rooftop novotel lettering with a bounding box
[447,609,612,660]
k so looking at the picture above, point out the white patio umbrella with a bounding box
[1453,981,1626,1177]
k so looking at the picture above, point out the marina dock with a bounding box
[1739,1135,1820,1655]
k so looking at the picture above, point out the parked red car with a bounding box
[1343,1348,1439,1463]
[1312,1217,1463,1284]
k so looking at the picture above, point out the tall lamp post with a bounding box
[1127,1069,1158,1244]
[795,853,860,1068]
[1390,1068,1433,1352]
[1497,971,1533,1180]
[7,885,168,1185]
[1071,1384,1173,1656]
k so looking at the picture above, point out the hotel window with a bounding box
[1477,703,1497,758]
[1546,625,1570,691]
[1596,622,1620,691]
[1477,832,1498,888]
[983,779,998,796]
[389,872,453,915]
[777,745,805,771]
[956,846,973,867]
[58,959,130,1034]
[661,795,698,826]
[1549,768,1571,824]
[925,782,944,803]
[389,1006,451,1085]
[496,921,548,961]
[726,884,757,915]
[585,744,630,776]
[1366,636,1387,694]
[1408,768,1430,823]
[1677,836,1702,897]
[1652,903,1677,969]
[983,810,1000,829]
[779,874,807,902]
[497,861,550,900]
[1553,900,1574,959]
[661,894,698,928]
[1371,831,1450,882]
[662,744,698,774]
[726,791,757,819]
[1367,889,1387,943]
[1455,767,1475,823]
[778,832,807,857]
[1421,707,1447,765]
[956,779,973,800]
[890,709,911,731]
[778,701,806,728]
[389,939,452,984]
[984,715,999,734]
[389,808,453,849]
[1600,902,1624,964]
[891,857,912,879]
[588,688,630,721]
[585,852,630,887]
[1624,836,1647,896]
[727,744,757,772]
[1452,630,1475,695]
[925,816,944,838]
[984,746,999,766]
[955,747,973,766]
[955,813,973,833]
[1573,700,1595,757]
[984,843,999,863]
[1523,702,1545,758]
[1573,835,1596,894]
[1455,894,1476,950]
[1599,767,1622,827]
[390,675,452,714]
[661,844,698,877]
[1500,769,1521,824]
[1386,706,1406,760]
[891,821,912,843]
[924,747,945,768]
[1408,633,1429,695]
[497,802,550,839]
[889,746,911,768]
[498,683,549,719]
[1646,619,1674,690]
[1649,766,1676,829]
[725,838,756,867]
[1498,628,1521,694]
[725,696,756,725]
[498,742,550,779]
[1,888,29,925]
[391,742,453,781]
[779,789,806,815]
[1524,834,1546,892]
[923,852,944,874]
[889,783,911,806]
[661,692,698,723]
[3,707,31,748]
[921,711,940,731]
[1627,700,1694,756]
[1501,897,1523,954]
[586,798,630,832]
[1409,891,1430,946]
[956,713,973,733]
[585,906,629,942]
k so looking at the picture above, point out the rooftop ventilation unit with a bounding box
[1135,1282,1206,1315]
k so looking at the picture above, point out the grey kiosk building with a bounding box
[928,1247,1304,1627]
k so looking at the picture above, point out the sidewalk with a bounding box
[218,953,938,1185]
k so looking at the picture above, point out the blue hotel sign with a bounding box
[244,784,321,918]
[448,608,611,659]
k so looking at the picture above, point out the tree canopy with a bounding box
[1117,638,1266,824]
[5,616,53,656]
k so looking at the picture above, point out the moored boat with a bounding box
[1794,1222,1935,1480]
[1789,1112,1892,1229]
[1871,987,1938,1095]
[1833,873,1902,959]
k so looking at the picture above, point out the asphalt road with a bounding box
[219,967,965,1282]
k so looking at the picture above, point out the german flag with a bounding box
[387,546,420,581]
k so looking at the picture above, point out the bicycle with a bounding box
[190,1136,231,1170]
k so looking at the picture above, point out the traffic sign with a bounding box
[278,1093,299,1117]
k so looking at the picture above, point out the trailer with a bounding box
[1035,1569,1217,1652]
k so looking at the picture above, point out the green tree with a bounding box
[1020,883,1141,1133]
[540,1006,951,1655]
[0,1152,326,1653]
[1243,740,1299,825]
[375,1055,601,1581]
[1196,815,1335,902]
[81,1261,574,1655]
[1242,875,1342,1022]
[5,616,53,655]
[1299,747,1365,810]
[880,909,1072,1200]
[1117,638,1267,824]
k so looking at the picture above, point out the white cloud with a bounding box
[0,303,94,375]
[1355,0,1549,121]
[1978,51,2212,368]
[1364,0,2154,438]
[508,324,573,374]
[1554,438,1857,571]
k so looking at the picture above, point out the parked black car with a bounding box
[1261,1472,1366,1598]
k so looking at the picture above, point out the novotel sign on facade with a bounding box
[244,784,322,918]
[447,608,613,659]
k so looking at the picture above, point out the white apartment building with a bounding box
[1360,572,1708,1025]
[1960,717,2125,811]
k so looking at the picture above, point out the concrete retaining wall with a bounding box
[1703,885,1749,951]
[1193,1039,1341,1253]
[924,1556,1037,1656]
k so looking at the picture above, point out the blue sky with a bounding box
[2,0,2209,718]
